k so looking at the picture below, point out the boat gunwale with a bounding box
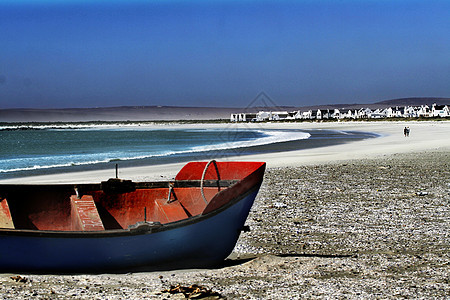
[0,179,239,190]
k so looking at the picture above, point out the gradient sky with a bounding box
[0,0,449,108]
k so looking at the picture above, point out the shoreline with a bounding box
[0,121,448,184]
[0,127,374,181]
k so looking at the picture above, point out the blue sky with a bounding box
[0,0,449,108]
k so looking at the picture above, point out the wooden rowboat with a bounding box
[0,161,265,273]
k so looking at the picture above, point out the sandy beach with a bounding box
[0,121,449,299]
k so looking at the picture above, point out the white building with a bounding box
[332,109,341,119]
[417,105,431,117]
[270,111,290,121]
[290,111,303,119]
[317,109,331,120]
[302,110,314,119]
[432,104,450,117]
[357,108,372,118]
[230,113,257,122]
[403,106,418,118]
[384,107,402,118]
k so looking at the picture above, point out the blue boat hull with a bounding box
[0,188,259,273]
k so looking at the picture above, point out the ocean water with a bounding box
[0,126,377,179]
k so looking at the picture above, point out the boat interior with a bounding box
[0,161,265,232]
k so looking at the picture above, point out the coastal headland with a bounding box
[0,121,449,298]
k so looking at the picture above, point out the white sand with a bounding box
[1,121,449,184]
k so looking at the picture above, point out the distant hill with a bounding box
[0,106,239,122]
[0,97,448,122]
[374,97,450,107]
[295,97,450,111]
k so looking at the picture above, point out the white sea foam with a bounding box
[189,130,310,152]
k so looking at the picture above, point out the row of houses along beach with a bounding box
[230,103,450,122]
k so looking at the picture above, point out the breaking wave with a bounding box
[0,129,310,174]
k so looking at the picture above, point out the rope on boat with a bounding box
[200,160,221,205]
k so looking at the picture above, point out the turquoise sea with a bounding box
[0,125,378,179]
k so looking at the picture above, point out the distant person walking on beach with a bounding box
[404,126,410,137]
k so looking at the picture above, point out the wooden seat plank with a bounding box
[0,198,14,229]
[70,195,104,231]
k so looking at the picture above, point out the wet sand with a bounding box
[0,121,449,299]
